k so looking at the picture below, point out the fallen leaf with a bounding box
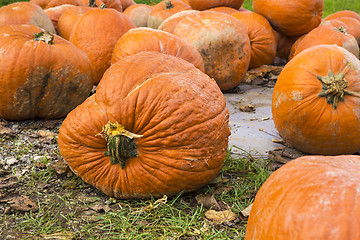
[240,203,253,217]
[7,196,38,212]
[240,104,255,112]
[38,130,58,139]
[89,203,110,213]
[205,209,236,224]
[50,160,70,175]
[195,194,221,210]
[131,195,167,214]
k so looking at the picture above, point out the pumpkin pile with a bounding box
[1,0,360,223]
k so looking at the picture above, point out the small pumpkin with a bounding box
[111,27,205,72]
[58,51,230,199]
[172,11,251,91]
[44,4,75,31]
[188,0,244,11]
[246,155,360,240]
[0,24,93,121]
[272,44,360,155]
[69,4,136,84]
[292,25,359,59]
[123,4,153,27]
[253,0,323,37]
[231,11,277,69]
[0,2,56,33]
[30,0,85,9]
[147,0,191,29]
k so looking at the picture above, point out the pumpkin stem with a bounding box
[34,31,54,45]
[99,3,107,9]
[88,0,97,7]
[317,63,360,109]
[334,26,347,35]
[98,121,142,169]
[164,0,174,9]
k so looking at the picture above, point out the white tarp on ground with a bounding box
[225,84,284,158]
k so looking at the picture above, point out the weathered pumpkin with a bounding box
[123,4,153,27]
[272,44,360,155]
[172,11,251,91]
[292,25,359,59]
[231,11,277,69]
[147,0,191,29]
[157,9,199,33]
[58,51,230,199]
[253,0,323,37]
[0,24,93,121]
[0,2,55,33]
[69,5,136,84]
[111,27,204,72]
[57,6,90,40]
[188,0,244,11]
[246,155,360,240]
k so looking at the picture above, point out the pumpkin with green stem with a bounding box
[272,44,360,155]
[58,51,230,199]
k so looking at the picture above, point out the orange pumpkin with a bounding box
[0,2,55,33]
[188,0,244,11]
[292,25,359,59]
[274,30,299,59]
[123,4,153,27]
[232,11,277,69]
[246,155,360,240]
[272,44,360,155]
[158,9,199,33]
[111,27,205,72]
[44,4,75,31]
[0,24,93,121]
[206,6,239,15]
[253,0,323,37]
[81,0,123,11]
[288,34,306,60]
[30,0,85,9]
[119,0,135,10]
[147,0,191,29]
[58,51,230,199]
[172,11,251,91]
[324,10,360,23]
[335,17,360,45]
[57,6,90,40]
[69,6,136,84]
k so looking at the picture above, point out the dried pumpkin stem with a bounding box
[99,121,142,169]
[34,31,54,45]
[164,1,174,9]
[317,64,360,109]
[88,0,97,7]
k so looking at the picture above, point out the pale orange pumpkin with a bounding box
[123,4,153,27]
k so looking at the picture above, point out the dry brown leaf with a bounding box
[41,231,75,240]
[131,195,167,214]
[205,209,236,224]
[195,194,221,210]
[38,130,58,140]
[240,203,253,217]
[240,104,255,112]
[7,196,38,212]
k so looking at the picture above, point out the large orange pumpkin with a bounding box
[253,0,323,37]
[246,155,360,240]
[231,11,277,69]
[324,10,360,23]
[30,0,85,9]
[111,27,204,72]
[69,5,136,84]
[147,0,191,29]
[0,24,93,121]
[157,9,199,33]
[172,11,251,91]
[188,0,244,11]
[335,17,360,45]
[58,51,230,199]
[57,6,90,40]
[272,44,360,155]
[292,25,359,59]
[0,2,55,33]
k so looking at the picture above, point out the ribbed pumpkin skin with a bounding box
[253,0,323,37]
[70,8,135,84]
[0,24,93,121]
[206,6,239,15]
[58,52,230,199]
[111,27,204,72]
[335,17,360,45]
[81,0,123,12]
[188,0,244,10]
[57,6,90,40]
[324,10,360,22]
[123,4,153,27]
[158,10,199,33]
[231,11,277,69]
[272,45,360,155]
[147,0,191,29]
[172,11,251,91]
[246,155,360,240]
[292,25,359,59]
[0,2,56,33]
